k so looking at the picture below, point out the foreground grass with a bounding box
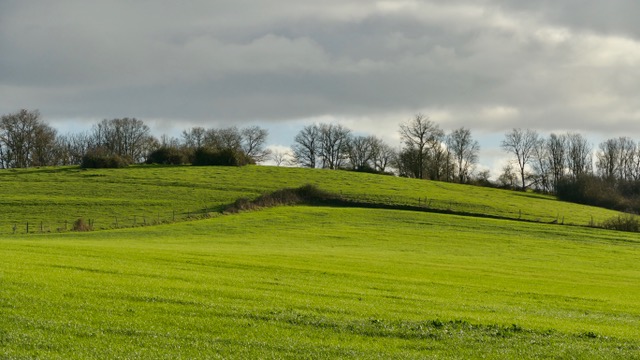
[1,207,639,358]
[0,165,623,234]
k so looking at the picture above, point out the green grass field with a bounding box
[0,165,623,233]
[1,165,639,358]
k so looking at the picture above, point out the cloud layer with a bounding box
[2,0,640,148]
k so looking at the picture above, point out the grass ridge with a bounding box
[223,184,601,230]
[0,166,625,234]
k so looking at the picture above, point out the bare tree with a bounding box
[0,109,58,168]
[546,133,567,192]
[498,163,518,189]
[159,134,181,148]
[271,149,292,167]
[597,138,619,180]
[372,142,395,173]
[31,124,58,167]
[501,128,539,191]
[292,124,321,168]
[446,127,479,183]
[398,114,444,179]
[56,132,92,165]
[396,148,421,178]
[319,123,351,169]
[241,126,271,163]
[203,127,243,151]
[218,127,243,151]
[181,127,206,149]
[629,142,640,181]
[426,142,451,181]
[617,137,636,181]
[531,137,551,192]
[348,135,377,171]
[90,118,153,162]
[474,169,492,186]
[596,137,637,181]
[566,133,592,178]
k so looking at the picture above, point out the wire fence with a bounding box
[353,195,569,224]
[4,194,605,235]
[5,207,218,235]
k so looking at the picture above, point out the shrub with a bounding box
[72,218,93,231]
[224,184,334,213]
[556,175,625,210]
[146,147,187,165]
[192,148,254,167]
[601,214,640,232]
[556,175,640,212]
[81,149,132,169]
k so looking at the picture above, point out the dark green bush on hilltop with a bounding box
[146,147,188,165]
[556,175,640,212]
[192,148,254,167]
[81,149,132,169]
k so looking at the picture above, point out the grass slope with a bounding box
[1,207,640,359]
[0,165,624,234]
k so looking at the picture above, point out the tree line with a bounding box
[0,109,270,168]
[499,128,640,212]
[290,114,481,184]
[4,108,640,211]
[0,110,483,185]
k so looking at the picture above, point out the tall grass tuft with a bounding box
[600,214,640,232]
[72,218,93,232]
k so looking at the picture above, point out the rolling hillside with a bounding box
[1,165,639,358]
[0,165,624,233]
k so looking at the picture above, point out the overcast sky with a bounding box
[2,0,640,171]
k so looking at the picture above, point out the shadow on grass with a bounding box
[221,184,556,225]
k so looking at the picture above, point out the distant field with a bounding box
[0,165,624,234]
[1,207,639,358]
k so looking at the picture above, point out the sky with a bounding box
[2,0,640,173]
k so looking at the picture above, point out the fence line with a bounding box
[6,207,218,235]
[5,195,595,235]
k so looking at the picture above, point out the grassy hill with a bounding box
[1,165,639,358]
[0,165,624,233]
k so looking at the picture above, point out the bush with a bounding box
[556,175,640,212]
[146,147,187,165]
[81,149,132,169]
[224,184,334,213]
[192,148,254,167]
[345,165,395,176]
[556,175,626,210]
[72,218,93,231]
[601,214,640,232]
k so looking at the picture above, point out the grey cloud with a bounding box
[491,0,640,38]
[1,0,640,144]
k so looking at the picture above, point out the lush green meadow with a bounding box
[2,206,640,359]
[0,165,623,234]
